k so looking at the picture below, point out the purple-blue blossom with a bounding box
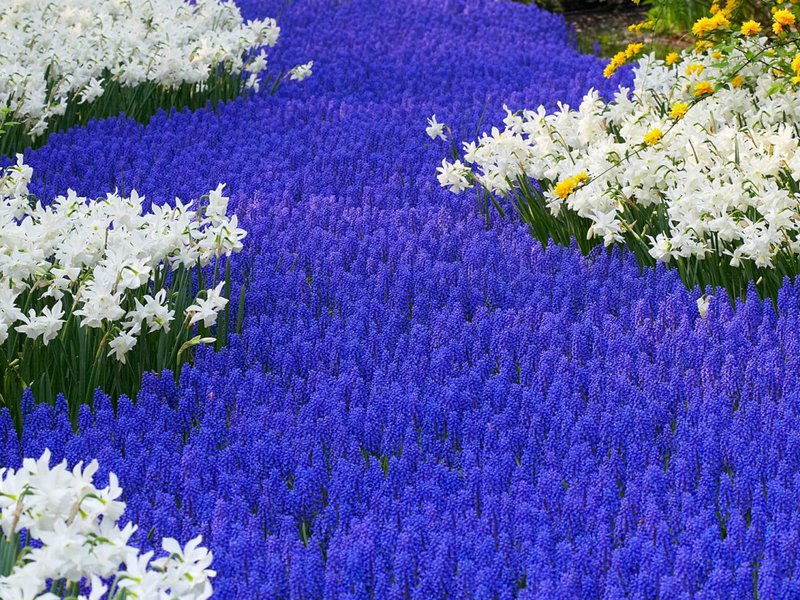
[3,0,797,596]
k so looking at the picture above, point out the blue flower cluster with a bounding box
[6,0,799,596]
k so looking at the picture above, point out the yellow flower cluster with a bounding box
[694,40,715,54]
[670,103,689,119]
[644,128,664,146]
[603,43,644,79]
[792,53,800,83]
[740,20,761,36]
[665,52,680,66]
[685,63,705,76]
[628,20,654,34]
[694,81,714,96]
[553,172,588,200]
[692,11,731,37]
[710,0,739,13]
[773,9,796,35]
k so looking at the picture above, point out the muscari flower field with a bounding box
[5,0,800,596]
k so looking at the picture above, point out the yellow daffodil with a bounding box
[774,9,796,26]
[694,40,715,53]
[628,20,654,34]
[604,44,644,78]
[692,12,730,37]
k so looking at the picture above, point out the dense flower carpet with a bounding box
[5,0,800,596]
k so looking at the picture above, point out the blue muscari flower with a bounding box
[3,0,800,595]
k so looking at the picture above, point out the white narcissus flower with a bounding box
[288,60,313,82]
[0,565,47,600]
[74,285,126,328]
[128,289,175,333]
[245,49,268,75]
[697,295,711,318]
[14,300,64,345]
[246,73,261,91]
[588,207,623,246]
[426,115,447,141]
[116,552,164,598]
[206,183,230,224]
[108,328,138,363]
[648,233,673,264]
[153,536,216,599]
[186,281,229,327]
[436,159,470,194]
[0,287,24,325]
[199,216,248,261]
[78,77,104,104]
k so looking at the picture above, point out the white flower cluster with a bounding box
[0,450,214,600]
[0,0,280,137]
[438,41,800,269]
[0,157,245,363]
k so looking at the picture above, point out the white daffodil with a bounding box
[129,290,175,333]
[436,159,471,194]
[205,183,230,224]
[108,328,138,363]
[14,300,64,345]
[186,281,229,327]
[426,115,447,141]
[697,295,711,318]
[288,60,313,82]
[74,285,126,328]
[78,77,104,104]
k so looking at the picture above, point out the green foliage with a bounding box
[647,0,773,33]
[647,0,711,32]
[572,19,679,57]
[529,0,630,10]
[532,0,564,10]
[506,180,799,303]
[0,532,19,578]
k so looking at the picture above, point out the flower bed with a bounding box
[2,0,800,596]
